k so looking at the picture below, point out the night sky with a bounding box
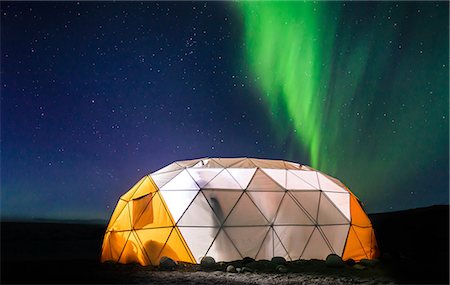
[1,2,448,221]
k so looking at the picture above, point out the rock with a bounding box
[241,266,253,273]
[226,265,237,273]
[276,264,288,273]
[200,256,216,268]
[353,264,366,270]
[345,258,356,266]
[242,256,255,265]
[159,256,177,269]
[271,256,287,265]
[359,258,379,267]
[325,254,345,268]
[236,267,242,273]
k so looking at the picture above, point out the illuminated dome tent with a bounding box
[101,157,378,265]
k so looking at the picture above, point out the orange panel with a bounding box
[121,177,148,201]
[342,226,368,261]
[162,227,195,263]
[138,192,174,229]
[136,227,173,265]
[132,194,154,229]
[109,231,132,262]
[349,194,372,227]
[106,199,128,231]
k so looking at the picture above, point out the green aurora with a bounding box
[240,2,448,210]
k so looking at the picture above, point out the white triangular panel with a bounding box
[273,230,290,260]
[178,227,219,263]
[206,229,242,261]
[300,227,332,260]
[159,190,198,223]
[287,170,319,190]
[323,192,350,221]
[317,172,347,193]
[178,193,220,226]
[262,169,286,188]
[150,170,183,189]
[160,170,200,191]
[274,194,314,225]
[320,225,350,256]
[247,169,284,191]
[274,226,315,260]
[247,191,285,223]
[289,191,321,223]
[176,158,203,168]
[317,194,349,224]
[187,168,222,188]
[224,193,268,226]
[224,226,268,259]
[202,190,241,224]
[256,229,273,260]
[152,162,183,175]
[203,169,241,189]
[226,168,257,189]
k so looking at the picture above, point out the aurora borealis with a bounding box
[1,2,448,220]
[240,2,448,207]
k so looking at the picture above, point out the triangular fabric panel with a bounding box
[273,230,290,260]
[274,225,315,260]
[341,225,378,261]
[255,229,273,260]
[158,228,194,263]
[160,169,200,191]
[317,193,349,225]
[289,191,321,223]
[132,193,155,229]
[109,204,132,231]
[247,191,285,224]
[274,194,314,225]
[214,158,246,168]
[224,226,269,259]
[323,192,350,221]
[109,231,132,262]
[176,158,203,168]
[106,199,128,231]
[139,192,175,229]
[177,192,221,227]
[206,229,242,262]
[261,169,287,188]
[320,225,350,256]
[100,232,112,262]
[199,158,226,168]
[250,158,286,169]
[187,168,222,188]
[150,170,183,189]
[226,168,257,189]
[224,193,268,226]
[229,158,257,168]
[121,176,147,201]
[284,161,301,170]
[286,170,318,190]
[118,230,145,264]
[203,169,242,189]
[301,227,332,260]
[317,172,347,193]
[131,176,157,200]
[247,169,284,192]
[202,190,242,224]
[136,227,173,265]
[349,194,372,227]
[152,162,183,175]
[178,227,219,263]
[160,190,198,224]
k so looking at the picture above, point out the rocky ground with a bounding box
[1,205,448,284]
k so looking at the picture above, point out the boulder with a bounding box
[226,265,237,273]
[241,266,253,273]
[242,257,255,265]
[276,264,288,273]
[325,254,345,268]
[271,256,287,265]
[345,258,356,266]
[200,256,216,268]
[159,256,177,269]
[236,267,242,273]
[359,258,379,267]
[353,264,366,270]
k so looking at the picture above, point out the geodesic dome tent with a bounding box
[101,157,378,265]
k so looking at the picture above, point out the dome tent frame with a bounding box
[101,157,378,265]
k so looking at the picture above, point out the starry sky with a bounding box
[1,1,448,220]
